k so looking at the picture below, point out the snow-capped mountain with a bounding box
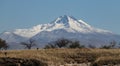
[0,15,120,49]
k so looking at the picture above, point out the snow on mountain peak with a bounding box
[52,15,78,24]
[49,15,96,33]
[2,16,112,36]
[50,15,89,29]
[1,15,113,39]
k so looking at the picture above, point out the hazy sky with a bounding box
[0,0,120,34]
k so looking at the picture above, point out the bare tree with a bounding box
[69,41,82,48]
[44,38,71,49]
[54,38,70,48]
[0,38,9,50]
[21,39,36,49]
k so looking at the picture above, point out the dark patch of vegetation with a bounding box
[91,57,120,66]
[44,38,85,49]
[21,39,36,49]
[0,57,47,66]
[100,40,116,49]
[0,38,9,50]
[69,40,84,48]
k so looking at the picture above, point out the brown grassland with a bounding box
[0,48,120,66]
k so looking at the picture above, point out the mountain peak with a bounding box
[52,15,77,24]
[50,15,93,30]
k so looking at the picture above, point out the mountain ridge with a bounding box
[0,15,120,49]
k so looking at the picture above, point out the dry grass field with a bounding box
[0,48,120,66]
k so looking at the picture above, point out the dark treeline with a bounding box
[44,38,85,49]
[0,38,120,50]
[44,38,119,49]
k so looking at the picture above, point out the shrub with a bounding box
[0,38,8,50]
[44,38,85,49]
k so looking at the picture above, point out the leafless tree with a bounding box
[0,38,9,50]
[54,38,71,48]
[21,39,36,49]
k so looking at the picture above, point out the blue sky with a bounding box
[0,0,120,34]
